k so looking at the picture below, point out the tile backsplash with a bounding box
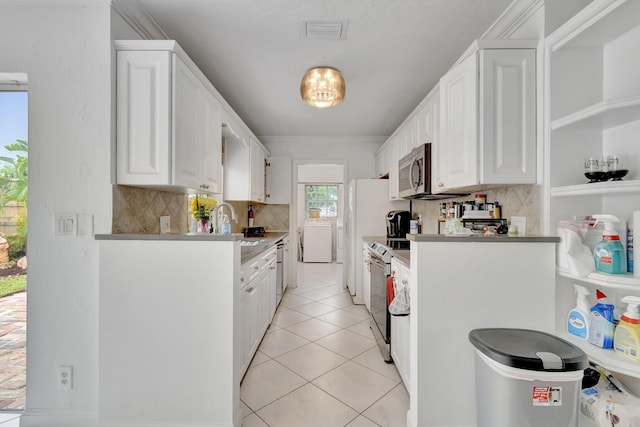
[112,186,189,234]
[412,184,540,235]
[227,201,290,234]
[112,186,290,235]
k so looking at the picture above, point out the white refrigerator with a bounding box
[343,179,408,304]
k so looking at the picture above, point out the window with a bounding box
[305,185,338,218]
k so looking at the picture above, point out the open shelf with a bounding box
[558,268,640,291]
[561,332,640,379]
[551,180,640,197]
[550,0,640,51]
[550,96,640,131]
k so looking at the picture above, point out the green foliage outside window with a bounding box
[305,185,338,218]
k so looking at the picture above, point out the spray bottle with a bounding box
[589,289,615,349]
[614,296,640,361]
[592,215,627,274]
[221,214,231,235]
[568,284,591,339]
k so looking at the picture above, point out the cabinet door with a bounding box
[116,50,172,186]
[223,125,251,201]
[250,139,266,203]
[479,49,536,185]
[173,55,202,190]
[388,136,400,200]
[199,90,222,193]
[438,54,478,192]
[267,156,292,204]
[239,283,252,376]
[375,144,391,178]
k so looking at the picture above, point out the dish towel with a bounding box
[389,275,410,316]
[386,275,395,308]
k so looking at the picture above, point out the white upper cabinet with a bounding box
[250,139,267,203]
[436,43,536,193]
[375,143,390,178]
[116,41,222,194]
[267,156,292,204]
[223,118,270,204]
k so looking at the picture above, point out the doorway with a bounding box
[0,75,28,412]
[292,162,345,289]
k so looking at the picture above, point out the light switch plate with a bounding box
[160,216,171,234]
[55,214,77,236]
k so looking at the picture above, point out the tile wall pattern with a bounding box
[228,201,290,234]
[113,187,290,235]
[412,184,540,235]
[112,186,189,234]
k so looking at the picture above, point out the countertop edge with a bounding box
[96,232,288,242]
[407,234,560,243]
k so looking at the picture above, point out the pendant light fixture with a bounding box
[300,67,345,108]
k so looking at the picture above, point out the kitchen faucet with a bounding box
[210,202,238,234]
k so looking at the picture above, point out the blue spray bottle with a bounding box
[589,289,615,349]
[592,214,627,274]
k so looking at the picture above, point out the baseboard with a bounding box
[19,409,97,427]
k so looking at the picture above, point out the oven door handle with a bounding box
[369,255,387,271]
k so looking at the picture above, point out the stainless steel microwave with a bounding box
[399,144,430,198]
[398,143,467,200]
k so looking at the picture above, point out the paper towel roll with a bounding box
[633,211,640,277]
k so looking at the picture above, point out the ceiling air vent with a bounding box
[303,20,348,40]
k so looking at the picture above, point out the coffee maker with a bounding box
[386,210,411,238]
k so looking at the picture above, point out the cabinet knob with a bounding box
[438,182,444,188]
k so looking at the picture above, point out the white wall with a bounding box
[261,136,383,182]
[0,1,113,425]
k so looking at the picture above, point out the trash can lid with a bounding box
[468,328,588,372]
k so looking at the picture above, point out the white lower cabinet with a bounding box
[240,246,277,378]
[390,257,410,389]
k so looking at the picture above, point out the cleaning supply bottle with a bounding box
[568,284,591,339]
[614,296,640,361]
[221,214,231,235]
[589,289,615,348]
[592,214,627,274]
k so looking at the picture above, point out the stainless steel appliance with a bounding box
[367,239,408,362]
[398,143,467,200]
[386,210,411,238]
[344,179,408,304]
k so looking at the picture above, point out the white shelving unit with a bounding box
[544,0,640,394]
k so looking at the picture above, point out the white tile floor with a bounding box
[0,413,20,426]
[240,262,409,427]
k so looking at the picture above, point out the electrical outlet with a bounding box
[77,214,94,237]
[160,216,171,234]
[57,365,73,390]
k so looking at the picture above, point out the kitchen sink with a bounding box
[240,239,266,247]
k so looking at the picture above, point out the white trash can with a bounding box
[469,328,588,427]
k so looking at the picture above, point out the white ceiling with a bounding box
[133,0,513,139]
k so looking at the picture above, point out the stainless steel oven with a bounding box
[369,248,392,362]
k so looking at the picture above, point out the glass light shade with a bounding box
[300,67,345,108]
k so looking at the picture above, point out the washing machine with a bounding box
[303,218,332,263]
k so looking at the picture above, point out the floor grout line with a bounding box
[240,262,407,427]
